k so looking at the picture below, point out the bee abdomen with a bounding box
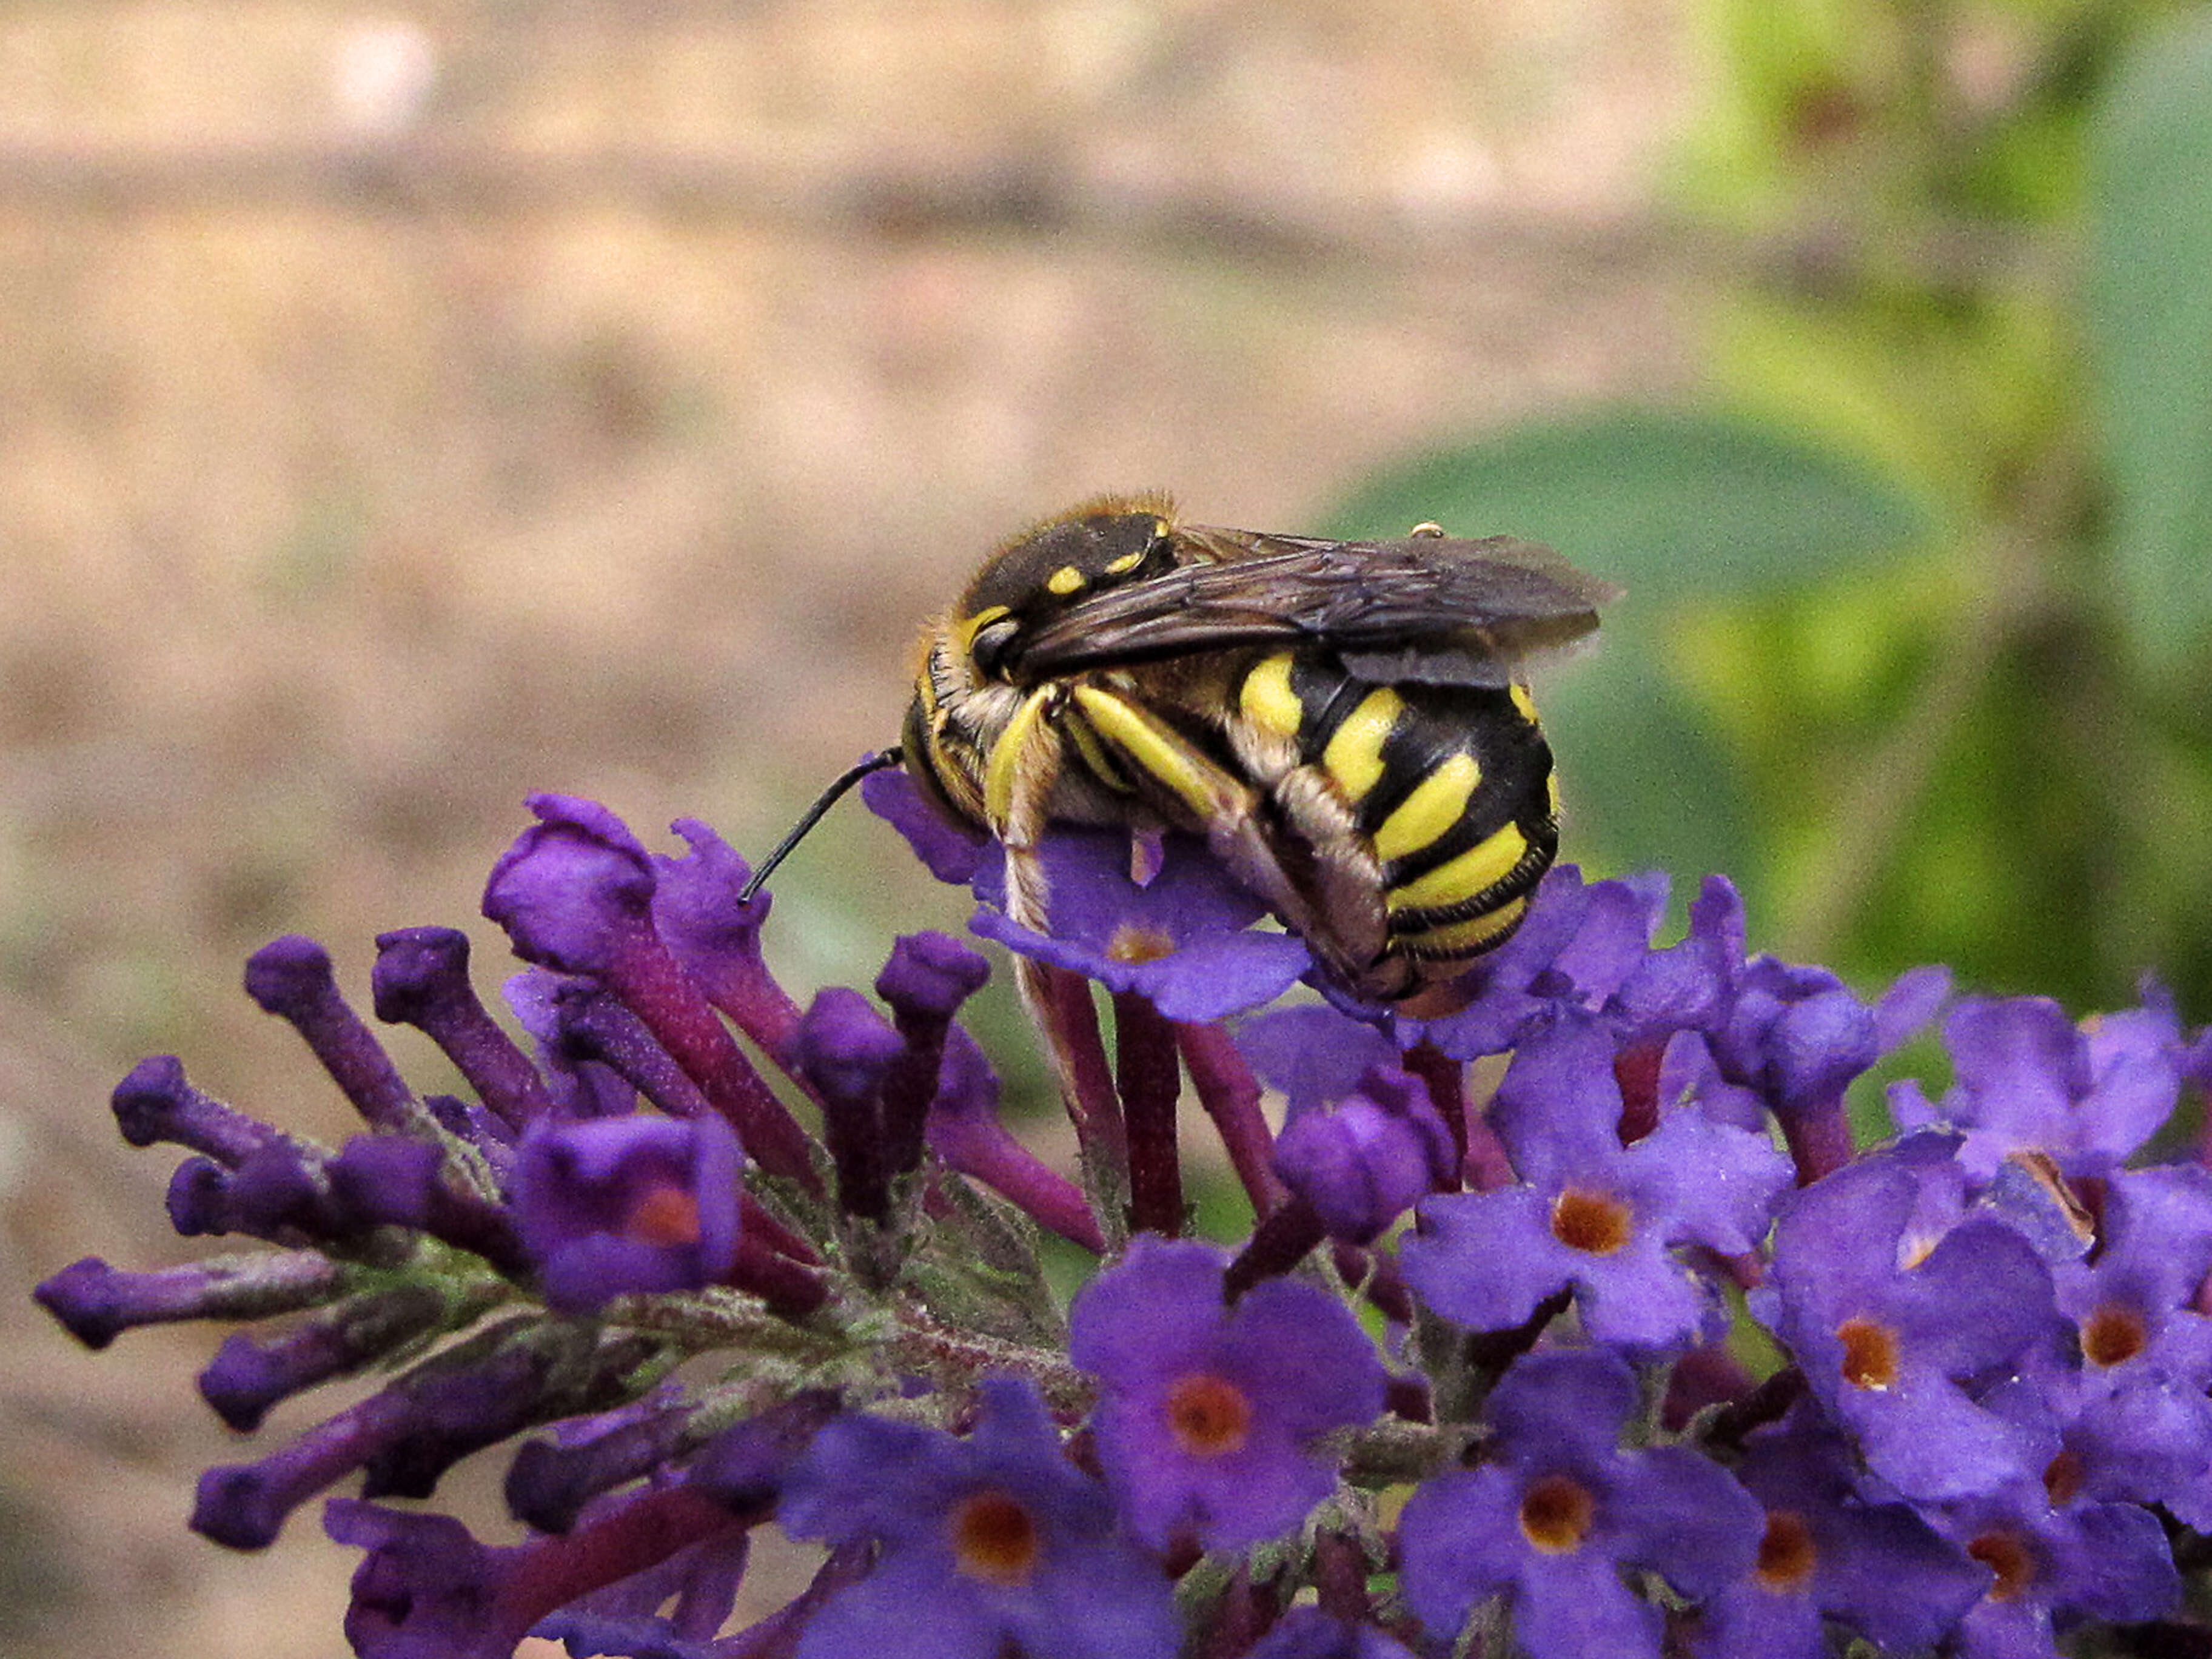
[1236,648,1557,976]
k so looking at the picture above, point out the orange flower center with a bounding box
[1518,1474,1596,1553]
[1835,1316,1900,1389]
[1165,1372,1252,1458]
[1966,1530,2036,1601]
[950,1489,1041,1586]
[1550,1188,1631,1256]
[2044,1447,2085,1506]
[1108,926,1176,964]
[2081,1303,2147,1369]
[626,1183,703,1247]
[1755,1510,1818,1589]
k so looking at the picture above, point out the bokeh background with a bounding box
[4,2,2211,1656]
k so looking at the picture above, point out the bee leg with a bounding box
[984,692,1131,1238]
[1070,690,1380,999]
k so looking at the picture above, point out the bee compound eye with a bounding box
[970,618,1019,677]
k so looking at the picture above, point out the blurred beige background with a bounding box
[0,5,1694,1655]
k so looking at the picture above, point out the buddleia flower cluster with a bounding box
[34,777,2212,1659]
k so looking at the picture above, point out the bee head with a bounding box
[957,501,1177,680]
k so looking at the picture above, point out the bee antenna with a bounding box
[739,748,905,903]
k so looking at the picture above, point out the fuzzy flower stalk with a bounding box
[35,782,2212,1659]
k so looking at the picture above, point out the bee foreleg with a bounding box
[1069,684,1376,991]
[984,693,1131,1241]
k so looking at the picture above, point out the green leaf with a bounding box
[1540,635,1761,908]
[1327,406,1932,601]
[2086,13,2212,676]
[1324,407,1925,887]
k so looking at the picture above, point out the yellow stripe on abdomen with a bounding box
[1238,652,1302,743]
[1321,687,1403,802]
[1371,752,1480,863]
[1387,821,1529,913]
[1070,685,1221,822]
[1399,895,1529,957]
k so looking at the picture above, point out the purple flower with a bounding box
[1922,1473,2179,1657]
[1711,955,1945,1122]
[1270,1064,1454,1244]
[646,817,800,1056]
[1754,1134,2060,1500]
[970,828,1310,1021]
[371,927,554,1132]
[1889,992,2185,1180]
[244,934,424,1134]
[876,765,1307,1015]
[484,796,818,1185]
[329,1480,753,1659]
[109,1053,289,1163]
[1413,873,1941,1184]
[863,765,991,887]
[1398,1348,1762,1659]
[482,795,662,977]
[777,1376,1179,1659]
[1985,1369,2212,1535]
[192,1321,643,1549]
[327,1134,528,1275]
[1650,1027,1768,1133]
[512,1113,743,1314]
[1067,1236,1386,1549]
[328,1501,537,1659]
[876,930,993,1025]
[2048,1164,2212,1393]
[501,967,640,1119]
[1399,1012,1791,1354]
[794,986,909,1221]
[923,1024,1105,1253]
[198,1285,449,1432]
[1236,1005,1399,1118]
[1687,1402,1985,1659]
[1403,866,1663,1057]
[35,1252,346,1352]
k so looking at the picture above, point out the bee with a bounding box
[748,495,1615,1009]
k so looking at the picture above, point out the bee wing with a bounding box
[1002,529,1619,687]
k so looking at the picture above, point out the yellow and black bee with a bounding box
[751,495,1614,1009]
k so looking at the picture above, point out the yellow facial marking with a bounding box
[1389,822,1529,912]
[1046,565,1086,596]
[1373,752,1480,863]
[957,604,1012,651]
[983,688,1057,827]
[1321,688,1403,802]
[1103,550,1145,575]
[1070,686,1219,820]
[1238,652,1302,743]
[1406,894,1529,955]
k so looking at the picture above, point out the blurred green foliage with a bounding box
[1331,0,2212,1022]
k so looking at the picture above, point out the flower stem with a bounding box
[1402,1040,1467,1184]
[1023,960,1128,1246]
[1224,1196,1326,1298]
[606,933,823,1190]
[1778,1091,1855,1185]
[1114,990,1183,1239]
[1177,1019,1287,1216]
